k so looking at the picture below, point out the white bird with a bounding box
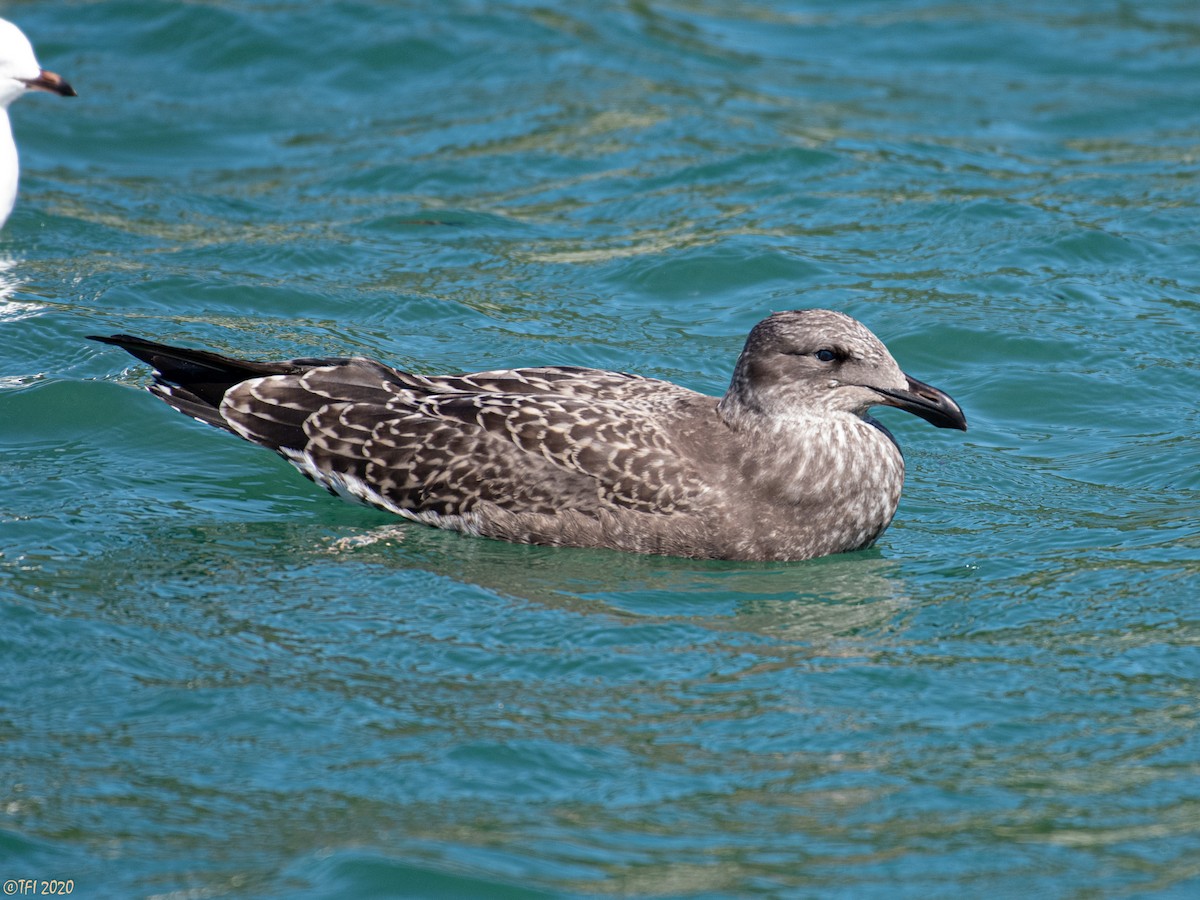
[0,18,75,228]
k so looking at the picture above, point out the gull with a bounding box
[0,18,76,228]
[91,310,967,561]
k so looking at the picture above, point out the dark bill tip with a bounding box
[873,375,968,431]
[22,69,77,98]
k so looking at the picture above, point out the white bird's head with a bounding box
[0,18,76,108]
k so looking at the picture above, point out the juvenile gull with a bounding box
[0,18,76,228]
[90,310,966,561]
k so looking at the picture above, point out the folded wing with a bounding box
[91,335,708,521]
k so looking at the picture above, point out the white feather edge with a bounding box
[158,382,488,535]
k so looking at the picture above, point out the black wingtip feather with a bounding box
[89,333,250,377]
[89,333,303,408]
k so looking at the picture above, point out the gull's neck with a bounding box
[0,109,17,227]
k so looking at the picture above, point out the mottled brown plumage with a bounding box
[90,310,966,561]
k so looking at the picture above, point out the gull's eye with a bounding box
[815,348,838,363]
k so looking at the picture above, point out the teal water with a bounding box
[2,0,1199,896]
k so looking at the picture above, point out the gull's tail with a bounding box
[87,334,302,433]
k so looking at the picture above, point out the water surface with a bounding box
[2,1,1198,897]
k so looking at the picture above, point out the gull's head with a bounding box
[0,18,76,109]
[720,309,967,431]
